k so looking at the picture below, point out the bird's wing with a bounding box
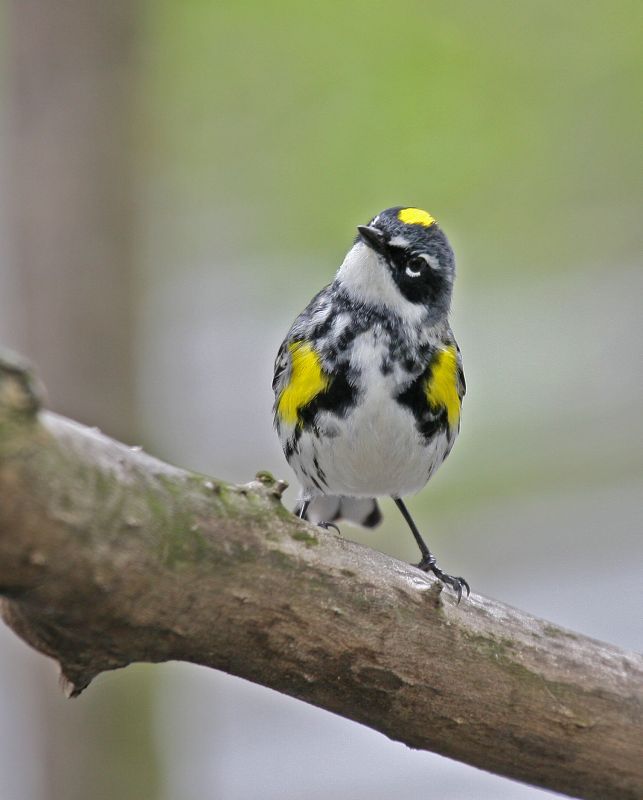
[272,338,291,395]
[272,285,337,425]
[455,342,466,400]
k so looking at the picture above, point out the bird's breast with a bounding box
[307,329,447,497]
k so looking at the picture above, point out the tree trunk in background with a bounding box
[5,0,138,443]
[2,3,158,800]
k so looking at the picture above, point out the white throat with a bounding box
[336,241,427,322]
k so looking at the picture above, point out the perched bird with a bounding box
[272,206,468,599]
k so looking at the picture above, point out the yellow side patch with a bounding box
[277,341,330,426]
[398,207,436,227]
[426,345,461,427]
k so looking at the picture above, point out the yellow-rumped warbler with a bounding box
[273,206,468,599]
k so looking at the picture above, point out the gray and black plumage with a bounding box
[272,206,468,598]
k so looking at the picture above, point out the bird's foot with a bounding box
[416,555,470,603]
[317,520,341,534]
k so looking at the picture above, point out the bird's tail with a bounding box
[294,496,382,529]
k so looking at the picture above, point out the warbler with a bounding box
[272,206,468,599]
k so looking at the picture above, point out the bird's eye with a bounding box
[405,256,425,278]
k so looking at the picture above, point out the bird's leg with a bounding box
[392,497,470,602]
[297,499,340,534]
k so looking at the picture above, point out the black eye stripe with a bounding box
[384,244,440,278]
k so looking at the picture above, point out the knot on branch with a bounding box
[254,470,289,499]
[0,350,43,422]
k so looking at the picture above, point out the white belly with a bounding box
[294,353,453,499]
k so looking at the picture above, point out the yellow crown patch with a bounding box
[398,207,436,227]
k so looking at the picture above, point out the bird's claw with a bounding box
[416,557,470,603]
[318,520,341,534]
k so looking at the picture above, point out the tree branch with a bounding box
[0,351,641,800]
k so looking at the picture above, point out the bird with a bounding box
[272,206,469,600]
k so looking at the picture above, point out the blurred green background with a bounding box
[145,0,641,270]
[0,1,641,799]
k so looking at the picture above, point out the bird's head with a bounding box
[336,206,455,321]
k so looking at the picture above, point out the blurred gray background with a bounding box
[0,1,641,798]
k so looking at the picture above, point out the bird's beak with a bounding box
[357,225,386,254]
